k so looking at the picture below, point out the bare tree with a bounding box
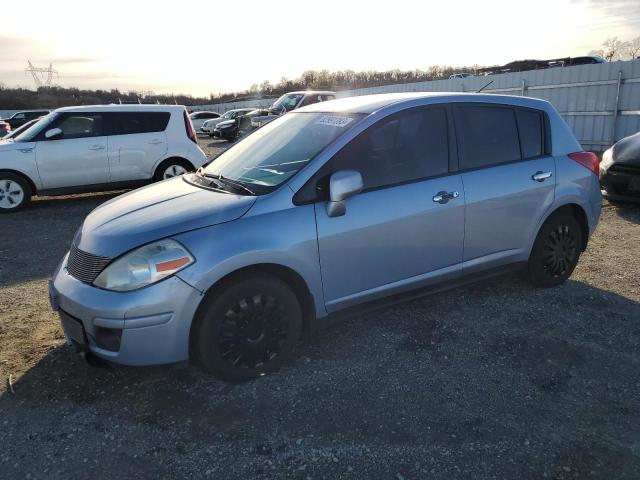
[626,36,640,59]
[602,37,630,61]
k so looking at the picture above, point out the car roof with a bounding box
[54,104,186,113]
[297,92,551,114]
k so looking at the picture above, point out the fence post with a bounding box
[611,70,622,143]
[521,79,526,96]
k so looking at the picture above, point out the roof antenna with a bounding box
[476,80,494,93]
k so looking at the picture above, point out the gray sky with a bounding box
[1,0,638,96]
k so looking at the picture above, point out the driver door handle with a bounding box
[532,171,552,182]
[88,144,105,151]
[432,191,460,204]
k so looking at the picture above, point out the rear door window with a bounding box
[111,112,170,135]
[454,106,521,169]
[331,107,449,190]
[515,109,544,159]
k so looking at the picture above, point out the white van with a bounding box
[0,105,208,212]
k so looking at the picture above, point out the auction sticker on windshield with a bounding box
[315,115,354,128]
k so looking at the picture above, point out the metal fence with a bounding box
[192,59,640,152]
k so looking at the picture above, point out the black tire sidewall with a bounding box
[528,212,583,288]
[0,173,32,213]
[195,275,303,382]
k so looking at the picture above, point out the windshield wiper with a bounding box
[202,172,256,196]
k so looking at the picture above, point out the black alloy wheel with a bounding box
[528,212,583,288]
[541,224,578,278]
[217,293,290,369]
[193,274,303,382]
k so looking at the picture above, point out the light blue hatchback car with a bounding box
[50,93,602,381]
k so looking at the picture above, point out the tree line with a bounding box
[1,35,638,110]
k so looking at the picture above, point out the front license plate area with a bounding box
[59,311,87,347]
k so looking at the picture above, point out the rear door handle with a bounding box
[149,139,164,145]
[532,171,552,182]
[432,191,460,204]
[88,145,105,151]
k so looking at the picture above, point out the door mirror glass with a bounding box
[326,170,363,217]
[44,128,63,140]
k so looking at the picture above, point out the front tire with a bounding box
[193,274,303,382]
[0,173,32,213]
[528,212,583,288]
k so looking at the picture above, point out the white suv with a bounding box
[0,105,208,212]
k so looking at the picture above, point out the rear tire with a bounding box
[193,274,303,382]
[153,158,194,182]
[0,172,32,213]
[528,211,583,288]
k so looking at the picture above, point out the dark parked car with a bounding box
[600,131,640,202]
[1,118,41,140]
[1,110,50,129]
[0,121,10,137]
[213,109,269,141]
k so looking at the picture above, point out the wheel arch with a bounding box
[0,169,37,195]
[188,262,317,361]
[153,156,196,179]
[536,202,590,252]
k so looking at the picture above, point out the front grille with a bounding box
[66,244,112,284]
[610,164,640,175]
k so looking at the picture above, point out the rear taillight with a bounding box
[183,111,197,143]
[568,151,599,176]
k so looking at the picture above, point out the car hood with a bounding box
[74,176,256,258]
[613,131,640,165]
[216,119,236,128]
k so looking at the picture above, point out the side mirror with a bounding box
[326,170,363,217]
[44,128,63,140]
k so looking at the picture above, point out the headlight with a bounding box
[600,147,614,171]
[93,239,194,292]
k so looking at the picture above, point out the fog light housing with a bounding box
[94,326,122,351]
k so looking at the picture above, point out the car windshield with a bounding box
[201,112,364,194]
[13,112,59,142]
[271,93,304,112]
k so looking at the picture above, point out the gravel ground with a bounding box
[1,137,639,479]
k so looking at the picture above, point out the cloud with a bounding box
[51,57,98,65]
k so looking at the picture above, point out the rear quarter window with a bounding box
[454,106,521,170]
[111,112,170,135]
[515,109,544,159]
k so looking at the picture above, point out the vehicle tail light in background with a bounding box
[569,151,599,176]
[184,111,197,143]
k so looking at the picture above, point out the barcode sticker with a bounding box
[315,116,354,128]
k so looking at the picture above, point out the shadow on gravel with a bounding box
[0,192,122,286]
[2,275,639,478]
[610,200,640,224]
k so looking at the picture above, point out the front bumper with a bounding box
[51,253,203,366]
[600,164,640,201]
